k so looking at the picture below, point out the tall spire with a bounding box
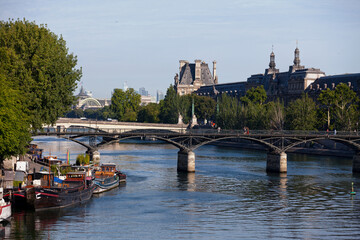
[269,45,276,69]
[293,41,300,67]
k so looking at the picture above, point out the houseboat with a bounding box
[93,163,126,194]
[28,171,94,211]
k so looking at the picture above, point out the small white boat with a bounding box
[0,188,11,221]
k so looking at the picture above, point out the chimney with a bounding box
[213,60,217,81]
[179,60,187,74]
[195,59,201,80]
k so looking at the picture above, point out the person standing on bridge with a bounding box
[334,129,337,135]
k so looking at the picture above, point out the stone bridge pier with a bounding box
[266,151,287,173]
[86,149,101,165]
[177,149,195,172]
[353,153,360,173]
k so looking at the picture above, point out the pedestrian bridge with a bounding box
[53,118,187,133]
[35,122,360,174]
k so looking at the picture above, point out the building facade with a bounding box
[195,47,359,104]
[75,86,111,109]
[174,59,218,96]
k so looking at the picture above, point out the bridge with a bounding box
[36,121,360,174]
[53,118,187,132]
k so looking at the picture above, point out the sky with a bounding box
[1,0,359,98]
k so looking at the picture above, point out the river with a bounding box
[4,136,360,239]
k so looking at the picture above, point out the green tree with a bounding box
[318,88,335,129]
[240,85,267,105]
[285,93,317,130]
[331,83,359,130]
[318,83,359,130]
[0,19,82,130]
[0,76,31,163]
[177,95,191,124]
[193,95,216,122]
[110,88,141,122]
[159,85,179,124]
[65,108,84,118]
[137,103,160,123]
[216,93,238,129]
[246,102,268,130]
[76,154,90,165]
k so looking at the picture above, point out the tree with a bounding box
[76,154,90,165]
[137,103,160,123]
[331,83,359,130]
[246,102,268,130]
[111,88,141,122]
[0,76,31,163]
[177,95,191,123]
[240,85,267,105]
[266,99,285,130]
[285,93,317,130]
[65,108,84,118]
[159,85,179,124]
[193,95,216,122]
[216,93,238,129]
[318,88,335,129]
[318,83,359,130]
[0,19,82,130]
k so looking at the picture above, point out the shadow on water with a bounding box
[177,172,196,192]
[8,202,91,240]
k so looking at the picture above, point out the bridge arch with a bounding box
[282,136,360,152]
[78,98,102,109]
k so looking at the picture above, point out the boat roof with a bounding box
[67,171,86,175]
[101,163,116,166]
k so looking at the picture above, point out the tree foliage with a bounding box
[0,19,82,130]
[267,99,285,130]
[159,85,179,124]
[318,83,359,130]
[137,103,160,123]
[76,154,90,165]
[216,93,239,129]
[240,85,267,105]
[0,76,31,162]
[111,88,141,122]
[286,93,317,130]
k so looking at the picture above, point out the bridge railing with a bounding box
[34,127,360,137]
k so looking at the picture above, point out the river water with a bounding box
[5,136,360,239]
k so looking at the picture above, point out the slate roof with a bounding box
[179,62,214,86]
[313,73,360,91]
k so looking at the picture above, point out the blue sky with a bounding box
[1,0,359,98]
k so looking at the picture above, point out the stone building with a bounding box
[306,73,360,97]
[75,86,111,109]
[195,46,360,105]
[174,60,218,96]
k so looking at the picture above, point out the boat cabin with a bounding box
[65,172,86,181]
[61,172,93,188]
[44,156,62,165]
[95,163,117,177]
[27,172,55,187]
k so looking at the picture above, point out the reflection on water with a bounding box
[6,137,360,239]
